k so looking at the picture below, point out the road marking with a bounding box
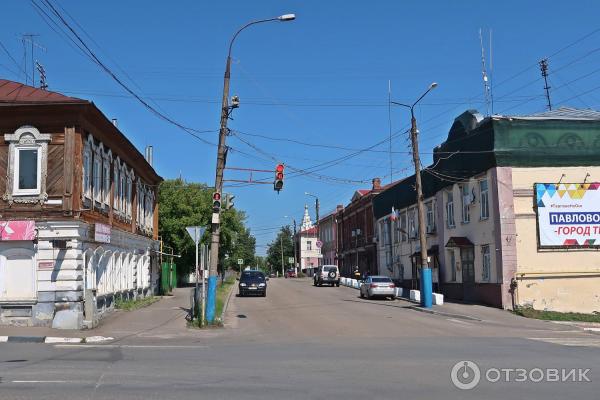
[528,337,600,348]
[446,318,473,326]
[11,380,79,384]
[54,344,210,349]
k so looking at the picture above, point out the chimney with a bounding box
[112,118,118,127]
[372,177,381,191]
[336,204,344,213]
[145,145,153,167]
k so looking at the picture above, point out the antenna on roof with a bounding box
[21,34,45,87]
[35,61,47,90]
[539,58,552,111]
[479,28,492,116]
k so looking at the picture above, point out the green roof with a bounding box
[373,108,600,219]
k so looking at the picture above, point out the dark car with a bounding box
[238,270,268,297]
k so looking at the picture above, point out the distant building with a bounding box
[296,205,322,275]
[336,178,384,278]
[317,205,343,267]
[0,80,162,329]
[373,108,600,313]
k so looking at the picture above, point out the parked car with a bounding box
[359,276,396,300]
[285,269,297,278]
[238,270,268,297]
[313,265,340,287]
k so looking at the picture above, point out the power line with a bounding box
[35,0,217,147]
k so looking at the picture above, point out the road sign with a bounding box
[185,226,206,245]
[288,257,294,264]
[316,240,323,249]
[237,258,244,265]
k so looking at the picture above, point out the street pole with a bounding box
[195,228,200,322]
[292,219,298,274]
[206,14,295,324]
[391,82,438,308]
[410,112,432,308]
[280,235,285,277]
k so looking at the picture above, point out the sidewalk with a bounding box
[0,287,204,343]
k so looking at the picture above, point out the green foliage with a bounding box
[266,226,294,275]
[513,305,600,322]
[158,178,255,277]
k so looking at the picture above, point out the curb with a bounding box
[220,283,236,324]
[0,335,114,344]
[406,305,482,321]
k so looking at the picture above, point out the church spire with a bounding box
[301,204,313,231]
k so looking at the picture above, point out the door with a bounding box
[460,247,475,301]
[0,246,36,301]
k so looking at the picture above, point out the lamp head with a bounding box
[278,14,296,21]
[429,82,438,90]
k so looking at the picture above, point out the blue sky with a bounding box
[2,1,600,255]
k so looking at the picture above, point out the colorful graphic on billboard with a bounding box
[535,182,600,247]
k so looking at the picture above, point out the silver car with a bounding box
[359,276,396,300]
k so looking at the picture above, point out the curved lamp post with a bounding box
[207,14,296,324]
[391,82,438,308]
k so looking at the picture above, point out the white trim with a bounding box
[13,146,42,196]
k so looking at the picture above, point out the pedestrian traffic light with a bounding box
[212,192,222,212]
[274,164,285,192]
[223,193,235,210]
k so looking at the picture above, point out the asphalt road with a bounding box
[1,278,599,399]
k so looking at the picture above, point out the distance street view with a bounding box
[0,1,599,399]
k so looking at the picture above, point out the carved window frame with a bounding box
[4,125,51,204]
[82,134,94,204]
[103,149,112,210]
[93,142,104,206]
[113,156,121,214]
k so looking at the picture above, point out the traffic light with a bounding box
[212,192,222,212]
[274,163,285,192]
[223,193,235,210]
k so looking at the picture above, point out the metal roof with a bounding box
[0,79,86,104]
[500,106,600,121]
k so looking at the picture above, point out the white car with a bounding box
[359,276,396,300]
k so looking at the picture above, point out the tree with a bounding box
[158,178,255,279]
[266,226,294,275]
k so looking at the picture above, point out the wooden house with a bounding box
[0,79,162,329]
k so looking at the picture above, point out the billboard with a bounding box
[535,182,600,248]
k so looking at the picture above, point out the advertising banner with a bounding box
[535,182,600,247]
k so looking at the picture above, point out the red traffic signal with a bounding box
[274,164,285,192]
[212,192,222,211]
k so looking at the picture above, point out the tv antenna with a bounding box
[21,34,46,86]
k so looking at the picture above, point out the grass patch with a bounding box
[115,295,160,311]
[513,305,600,323]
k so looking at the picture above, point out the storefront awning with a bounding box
[445,236,474,248]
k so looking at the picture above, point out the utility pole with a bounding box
[206,14,295,324]
[391,82,438,308]
[280,235,285,277]
[539,58,552,111]
[292,219,298,274]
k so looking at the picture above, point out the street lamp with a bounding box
[284,215,298,273]
[391,82,438,309]
[207,14,296,324]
